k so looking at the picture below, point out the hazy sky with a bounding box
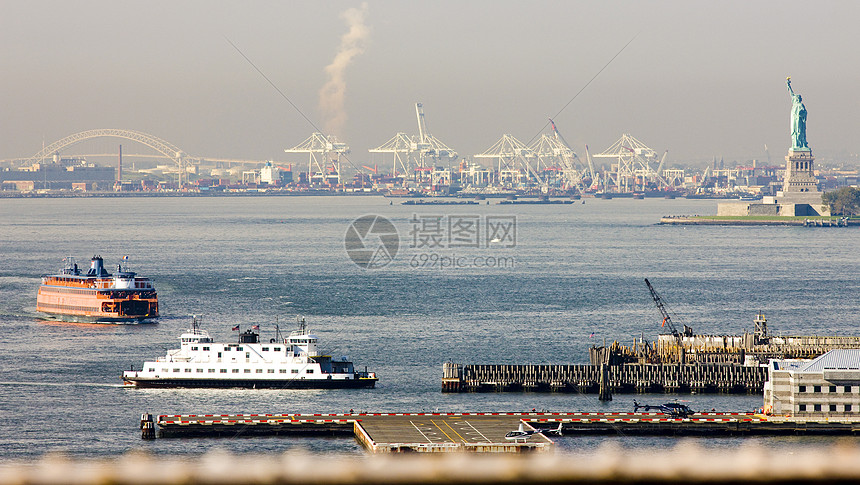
[3,1,859,168]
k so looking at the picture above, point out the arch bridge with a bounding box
[24,129,196,184]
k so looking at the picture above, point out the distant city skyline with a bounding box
[2,1,859,168]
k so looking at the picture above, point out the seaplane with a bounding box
[504,421,563,442]
[633,400,695,418]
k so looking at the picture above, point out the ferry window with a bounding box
[232,369,239,373]
[160,369,167,374]
[280,369,287,374]
[246,352,250,359]
[244,369,251,373]
[196,369,203,373]
[256,369,263,373]
[291,369,298,374]
[799,386,806,392]
[306,369,314,374]
[185,369,191,373]
[846,404,853,412]
[191,347,198,351]
[148,368,155,372]
[274,347,281,351]
[267,369,274,374]
[173,368,180,373]
[830,404,838,412]
[217,352,222,358]
[846,386,852,393]
[813,404,821,412]
[814,386,821,393]
[830,386,837,393]
[262,347,269,352]
[220,369,227,373]
[238,347,243,351]
[203,347,210,351]
[799,404,806,412]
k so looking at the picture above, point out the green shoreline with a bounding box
[660,215,858,226]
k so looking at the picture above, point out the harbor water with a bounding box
[0,196,858,460]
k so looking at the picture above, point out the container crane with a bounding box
[584,145,597,190]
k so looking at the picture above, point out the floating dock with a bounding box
[147,411,860,452]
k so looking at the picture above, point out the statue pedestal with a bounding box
[776,149,829,216]
[717,147,829,217]
[783,150,817,193]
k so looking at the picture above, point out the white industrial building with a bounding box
[763,349,860,417]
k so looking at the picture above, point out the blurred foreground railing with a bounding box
[3,441,860,484]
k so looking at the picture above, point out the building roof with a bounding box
[799,349,860,372]
[770,358,807,371]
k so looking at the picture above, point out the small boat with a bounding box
[122,316,378,389]
[37,255,158,323]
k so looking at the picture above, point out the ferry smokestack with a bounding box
[88,255,108,277]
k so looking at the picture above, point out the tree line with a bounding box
[823,187,860,216]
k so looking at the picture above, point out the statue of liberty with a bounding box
[786,77,809,150]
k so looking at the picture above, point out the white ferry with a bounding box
[122,317,377,389]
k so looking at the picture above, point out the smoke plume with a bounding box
[319,3,369,137]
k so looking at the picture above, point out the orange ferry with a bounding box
[37,255,158,323]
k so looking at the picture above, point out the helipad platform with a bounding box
[354,414,552,453]
[150,411,860,453]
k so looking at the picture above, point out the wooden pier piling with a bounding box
[598,364,612,401]
[140,413,155,440]
[442,363,769,394]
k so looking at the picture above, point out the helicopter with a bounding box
[633,400,695,418]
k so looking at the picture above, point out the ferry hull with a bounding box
[38,312,156,325]
[122,377,378,389]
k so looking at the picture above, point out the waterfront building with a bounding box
[763,349,860,417]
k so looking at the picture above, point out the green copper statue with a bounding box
[786,77,809,150]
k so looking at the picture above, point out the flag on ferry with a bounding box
[251,325,259,330]
[231,325,239,331]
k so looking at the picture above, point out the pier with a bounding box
[442,311,860,396]
[147,411,860,452]
[442,362,768,394]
